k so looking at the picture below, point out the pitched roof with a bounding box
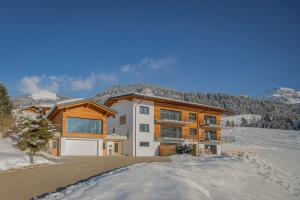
[46,99,116,119]
[104,93,229,113]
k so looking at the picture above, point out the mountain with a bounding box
[94,84,300,130]
[13,92,72,108]
[265,87,300,104]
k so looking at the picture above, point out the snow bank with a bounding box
[39,154,298,200]
[222,127,300,196]
[0,137,52,171]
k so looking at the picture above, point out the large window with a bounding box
[160,109,181,121]
[160,125,182,138]
[204,115,217,125]
[139,123,149,132]
[205,130,217,141]
[67,117,102,134]
[139,106,149,114]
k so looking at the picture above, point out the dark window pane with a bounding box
[140,142,150,147]
[160,109,181,121]
[140,106,149,114]
[67,117,102,134]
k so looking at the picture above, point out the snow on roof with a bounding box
[106,92,228,112]
[46,98,116,118]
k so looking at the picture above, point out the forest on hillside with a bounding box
[94,84,300,130]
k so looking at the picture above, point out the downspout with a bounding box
[134,96,145,156]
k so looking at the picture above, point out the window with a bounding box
[140,142,150,147]
[189,128,197,135]
[52,140,57,148]
[67,117,102,134]
[139,106,149,114]
[205,130,217,141]
[204,115,217,125]
[160,125,182,138]
[103,142,106,149]
[189,113,197,121]
[120,115,126,125]
[114,143,119,152]
[160,109,181,121]
[139,123,149,132]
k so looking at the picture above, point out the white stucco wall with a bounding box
[133,100,160,156]
[107,100,134,156]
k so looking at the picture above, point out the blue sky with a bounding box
[0,0,299,98]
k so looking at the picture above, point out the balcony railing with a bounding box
[106,128,128,140]
[156,117,194,126]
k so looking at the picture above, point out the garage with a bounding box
[62,138,101,156]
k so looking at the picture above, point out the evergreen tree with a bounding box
[0,83,14,136]
[16,118,54,164]
[240,117,248,127]
[0,82,13,116]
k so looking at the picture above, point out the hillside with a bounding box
[265,87,300,104]
[13,93,71,108]
[94,84,300,130]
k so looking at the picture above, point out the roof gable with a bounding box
[47,99,116,119]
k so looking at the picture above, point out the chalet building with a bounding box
[20,104,53,118]
[46,99,120,156]
[105,93,226,156]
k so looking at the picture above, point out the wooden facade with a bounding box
[105,93,226,155]
[47,100,116,156]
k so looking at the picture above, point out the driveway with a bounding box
[0,156,170,200]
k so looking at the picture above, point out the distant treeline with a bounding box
[94,84,300,130]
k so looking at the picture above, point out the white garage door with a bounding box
[65,139,98,156]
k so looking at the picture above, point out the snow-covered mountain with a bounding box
[13,92,72,107]
[265,87,300,104]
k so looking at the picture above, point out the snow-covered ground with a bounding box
[0,137,52,171]
[39,127,300,200]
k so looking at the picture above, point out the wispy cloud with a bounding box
[20,73,117,95]
[120,57,176,73]
[70,73,116,91]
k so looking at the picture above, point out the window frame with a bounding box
[139,141,150,147]
[139,123,150,132]
[66,117,102,134]
[189,128,197,136]
[204,115,217,125]
[160,109,182,121]
[120,115,126,125]
[139,106,149,115]
[189,112,197,121]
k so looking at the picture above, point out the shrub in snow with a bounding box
[15,118,54,164]
[176,144,193,155]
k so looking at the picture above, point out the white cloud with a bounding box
[20,73,117,95]
[120,57,176,73]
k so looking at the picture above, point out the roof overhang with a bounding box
[104,93,230,114]
[46,99,116,119]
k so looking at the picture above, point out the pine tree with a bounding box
[0,83,14,136]
[16,118,54,164]
[0,82,13,116]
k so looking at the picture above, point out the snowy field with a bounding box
[0,137,52,171]
[39,127,300,200]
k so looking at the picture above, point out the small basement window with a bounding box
[140,142,150,147]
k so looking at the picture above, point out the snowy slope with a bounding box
[39,127,300,200]
[0,137,52,171]
[265,87,300,104]
[222,114,261,126]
